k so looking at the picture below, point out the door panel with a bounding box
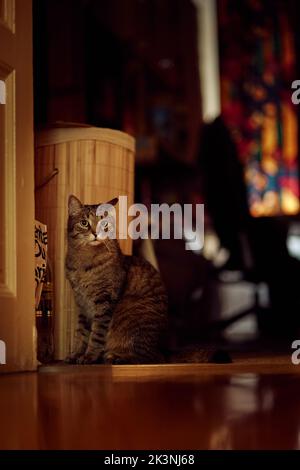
[0,0,15,32]
[0,0,36,372]
[0,65,16,296]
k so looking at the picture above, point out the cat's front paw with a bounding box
[77,351,103,364]
[64,353,82,364]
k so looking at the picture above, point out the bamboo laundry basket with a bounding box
[35,127,135,359]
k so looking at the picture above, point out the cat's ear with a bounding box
[68,195,82,215]
[106,197,118,207]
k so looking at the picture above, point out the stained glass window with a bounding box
[218,0,299,216]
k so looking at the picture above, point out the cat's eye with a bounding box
[80,219,89,228]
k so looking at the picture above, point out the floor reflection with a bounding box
[0,368,299,449]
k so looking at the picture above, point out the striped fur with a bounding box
[65,195,168,364]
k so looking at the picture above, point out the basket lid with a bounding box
[36,126,135,152]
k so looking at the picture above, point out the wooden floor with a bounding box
[1,353,300,450]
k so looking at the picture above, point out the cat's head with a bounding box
[67,194,118,248]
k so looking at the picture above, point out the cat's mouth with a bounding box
[89,240,102,246]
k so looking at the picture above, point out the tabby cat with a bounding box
[65,195,229,364]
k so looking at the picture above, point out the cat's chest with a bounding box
[67,267,103,289]
[67,268,99,314]
[67,267,109,299]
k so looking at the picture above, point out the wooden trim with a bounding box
[39,356,298,379]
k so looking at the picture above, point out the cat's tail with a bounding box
[167,345,232,364]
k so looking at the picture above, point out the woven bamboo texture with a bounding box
[35,127,135,359]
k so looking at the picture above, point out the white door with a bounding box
[0,0,36,371]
